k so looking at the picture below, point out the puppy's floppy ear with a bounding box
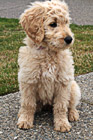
[20,5,45,44]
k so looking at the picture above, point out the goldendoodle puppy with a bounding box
[17,0,81,132]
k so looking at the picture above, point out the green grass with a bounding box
[0,18,25,95]
[0,18,93,96]
[70,24,93,75]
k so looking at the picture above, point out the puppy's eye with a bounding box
[49,22,57,28]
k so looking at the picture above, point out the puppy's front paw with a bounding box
[54,120,71,132]
[17,121,33,129]
[68,109,79,122]
[17,115,33,129]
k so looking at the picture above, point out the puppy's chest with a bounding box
[38,60,58,105]
[40,60,58,82]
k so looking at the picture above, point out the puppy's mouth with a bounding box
[55,36,73,49]
[58,37,73,50]
[42,36,73,51]
[61,43,71,50]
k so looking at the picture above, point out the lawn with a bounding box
[0,18,93,96]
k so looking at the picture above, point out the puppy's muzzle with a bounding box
[64,36,72,44]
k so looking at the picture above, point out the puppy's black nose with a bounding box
[64,36,72,44]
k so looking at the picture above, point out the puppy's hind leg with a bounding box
[68,81,81,122]
[17,83,36,129]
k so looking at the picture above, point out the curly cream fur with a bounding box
[17,0,81,132]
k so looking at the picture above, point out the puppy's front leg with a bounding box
[17,83,36,129]
[54,84,71,132]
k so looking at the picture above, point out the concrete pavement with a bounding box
[0,73,93,139]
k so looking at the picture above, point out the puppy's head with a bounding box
[20,0,74,51]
